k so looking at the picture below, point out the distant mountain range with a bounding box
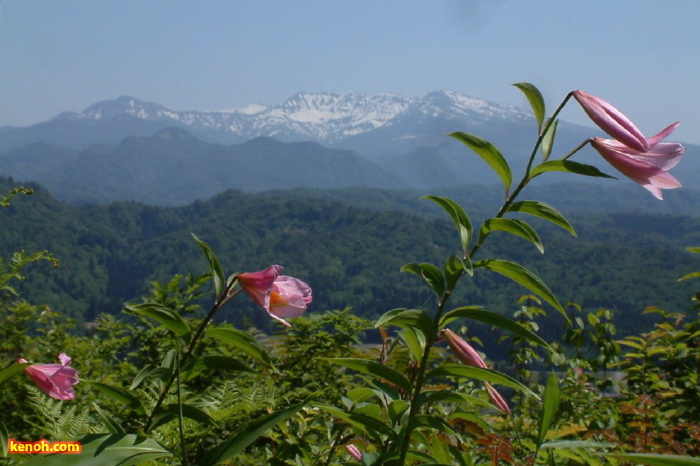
[1,91,697,205]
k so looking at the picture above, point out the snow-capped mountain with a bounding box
[62,90,532,146]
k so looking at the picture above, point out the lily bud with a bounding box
[442,329,487,369]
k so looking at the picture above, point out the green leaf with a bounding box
[421,195,473,256]
[537,373,561,447]
[375,308,435,343]
[321,358,411,393]
[399,328,426,362]
[84,381,145,415]
[92,402,126,434]
[678,271,700,282]
[401,262,445,298]
[192,233,226,299]
[419,389,492,409]
[317,404,400,444]
[440,307,551,351]
[149,403,220,430]
[182,355,253,379]
[124,303,191,338]
[530,160,616,179]
[513,82,546,132]
[445,255,471,291]
[0,421,8,457]
[24,434,171,466]
[130,365,171,390]
[605,453,700,465]
[541,118,559,160]
[540,440,614,451]
[474,259,567,320]
[686,247,700,254]
[506,200,576,236]
[388,399,410,425]
[449,132,512,193]
[0,361,28,385]
[201,402,304,465]
[427,365,538,399]
[481,218,544,253]
[206,327,274,368]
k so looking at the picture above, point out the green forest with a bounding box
[1,176,698,342]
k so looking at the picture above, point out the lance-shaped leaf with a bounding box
[440,306,551,351]
[317,404,400,445]
[321,358,411,393]
[24,434,172,466]
[530,160,616,179]
[480,218,544,253]
[199,403,304,466]
[679,271,700,282]
[513,82,545,132]
[206,327,274,368]
[149,403,220,431]
[124,303,191,338]
[85,381,145,415]
[192,233,226,299]
[0,421,9,457]
[421,195,473,256]
[445,255,471,292]
[375,308,435,342]
[419,389,493,409]
[182,355,253,379]
[93,402,125,434]
[541,117,559,160]
[506,200,576,236]
[449,132,512,193]
[537,373,561,448]
[399,328,426,362]
[401,262,445,298]
[130,365,172,390]
[474,259,567,321]
[0,361,28,385]
[427,365,537,399]
[604,453,700,465]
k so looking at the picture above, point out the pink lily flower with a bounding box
[484,382,511,415]
[590,136,684,200]
[573,90,650,152]
[442,329,487,369]
[237,265,312,326]
[345,444,363,461]
[573,90,684,199]
[17,353,79,400]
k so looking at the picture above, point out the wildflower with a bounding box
[573,90,649,152]
[237,265,312,326]
[573,90,684,199]
[345,444,363,461]
[17,353,79,400]
[590,136,683,199]
[442,329,487,369]
[484,382,511,415]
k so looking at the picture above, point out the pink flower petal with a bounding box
[646,121,681,147]
[574,90,648,152]
[443,329,488,369]
[590,138,683,199]
[238,266,312,326]
[23,354,79,400]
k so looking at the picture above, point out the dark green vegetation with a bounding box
[2,177,698,341]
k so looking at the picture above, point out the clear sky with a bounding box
[1,1,698,144]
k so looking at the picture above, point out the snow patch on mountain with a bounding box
[71,90,532,144]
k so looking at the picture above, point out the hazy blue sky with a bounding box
[1,1,698,143]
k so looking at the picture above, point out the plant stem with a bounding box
[144,284,242,433]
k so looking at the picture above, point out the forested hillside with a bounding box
[2,176,699,338]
